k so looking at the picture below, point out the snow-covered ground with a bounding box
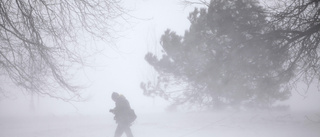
[1,110,319,137]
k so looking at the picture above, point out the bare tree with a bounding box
[180,0,210,6]
[0,0,125,101]
[265,0,320,92]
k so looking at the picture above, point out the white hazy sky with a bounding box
[0,0,319,117]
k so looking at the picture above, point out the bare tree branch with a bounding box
[266,0,320,94]
[0,0,126,101]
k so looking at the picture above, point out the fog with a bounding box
[0,0,320,137]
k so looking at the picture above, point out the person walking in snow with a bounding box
[109,92,136,137]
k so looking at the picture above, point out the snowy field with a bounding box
[1,110,319,137]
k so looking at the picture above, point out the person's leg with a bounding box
[124,125,133,137]
[114,124,125,137]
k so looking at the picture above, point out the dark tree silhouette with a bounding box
[141,0,292,109]
[0,0,125,100]
[264,0,320,91]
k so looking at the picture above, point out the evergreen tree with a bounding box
[141,0,292,109]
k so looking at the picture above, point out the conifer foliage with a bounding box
[141,0,292,108]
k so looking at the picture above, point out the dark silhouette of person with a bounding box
[110,92,135,137]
